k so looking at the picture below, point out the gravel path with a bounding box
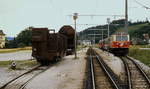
[0,50,32,61]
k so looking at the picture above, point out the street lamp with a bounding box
[73,13,78,59]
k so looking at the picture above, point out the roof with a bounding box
[0,30,5,35]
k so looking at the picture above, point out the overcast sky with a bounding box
[0,0,150,37]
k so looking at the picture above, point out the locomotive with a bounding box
[32,25,75,65]
[99,32,130,56]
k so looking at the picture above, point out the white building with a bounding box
[82,40,91,46]
[0,30,5,48]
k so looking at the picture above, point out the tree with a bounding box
[6,27,32,48]
[5,38,18,48]
[15,27,32,46]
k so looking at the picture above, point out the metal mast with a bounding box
[73,13,78,59]
[125,0,128,34]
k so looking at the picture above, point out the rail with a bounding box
[0,65,50,89]
[121,56,150,89]
[89,48,121,89]
[95,55,120,89]
[90,55,96,89]
[120,57,132,89]
[126,56,150,85]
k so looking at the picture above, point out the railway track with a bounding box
[121,56,150,89]
[0,65,50,89]
[88,47,150,89]
[86,48,124,89]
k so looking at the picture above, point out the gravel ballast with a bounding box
[94,48,150,80]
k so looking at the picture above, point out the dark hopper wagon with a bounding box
[32,25,75,65]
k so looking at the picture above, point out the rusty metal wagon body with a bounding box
[59,25,75,55]
[32,28,67,64]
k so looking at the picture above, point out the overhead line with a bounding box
[134,0,150,9]
[68,14,125,18]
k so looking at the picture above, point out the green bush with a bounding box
[18,43,26,48]
[129,48,150,66]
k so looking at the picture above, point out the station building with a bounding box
[0,30,6,48]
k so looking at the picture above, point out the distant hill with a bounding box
[6,37,14,41]
[128,23,150,44]
[78,19,150,44]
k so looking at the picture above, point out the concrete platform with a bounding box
[25,48,87,89]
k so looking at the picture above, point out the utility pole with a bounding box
[94,30,95,45]
[73,13,78,59]
[125,0,128,34]
[102,29,103,42]
[88,29,99,45]
[107,18,110,38]
[88,29,107,44]
[107,18,110,53]
[82,30,84,52]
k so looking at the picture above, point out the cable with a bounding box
[134,0,150,9]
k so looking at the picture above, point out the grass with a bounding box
[94,44,99,48]
[136,45,150,48]
[128,46,150,67]
[0,47,32,53]
[130,45,150,49]
[0,60,38,70]
[77,45,88,51]
[128,23,148,31]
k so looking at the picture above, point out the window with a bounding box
[116,35,128,41]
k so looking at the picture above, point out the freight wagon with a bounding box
[32,25,75,65]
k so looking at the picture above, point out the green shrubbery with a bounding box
[6,27,32,48]
[128,46,150,67]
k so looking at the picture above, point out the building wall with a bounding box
[0,35,5,48]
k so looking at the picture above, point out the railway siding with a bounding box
[1,48,88,89]
[85,48,126,89]
[0,60,38,88]
[92,55,114,89]
[121,57,150,89]
[94,47,150,89]
[93,48,125,78]
[127,56,150,79]
[0,65,49,89]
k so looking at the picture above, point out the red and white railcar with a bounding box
[99,32,130,56]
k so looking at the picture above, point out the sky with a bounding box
[0,0,150,37]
